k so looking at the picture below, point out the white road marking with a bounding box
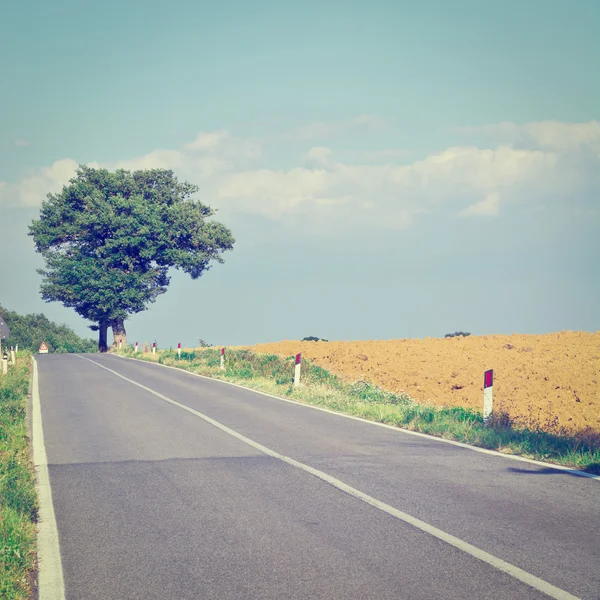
[32,357,66,600]
[79,355,580,600]
[113,353,600,482]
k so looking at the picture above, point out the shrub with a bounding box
[444,331,472,338]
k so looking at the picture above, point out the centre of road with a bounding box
[64,355,579,600]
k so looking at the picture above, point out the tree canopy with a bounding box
[29,166,235,351]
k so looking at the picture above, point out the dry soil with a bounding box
[240,332,600,435]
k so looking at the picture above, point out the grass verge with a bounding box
[117,347,600,475]
[0,352,37,599]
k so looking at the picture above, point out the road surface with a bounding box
[34,354,599,600]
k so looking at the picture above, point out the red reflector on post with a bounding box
[295,353,301,365]
[484,369,493,389]
[221,347,225,355]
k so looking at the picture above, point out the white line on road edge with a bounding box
[78,355,580,600]
[111,353,600,482]
[32,358,66,600]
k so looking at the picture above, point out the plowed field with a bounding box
[240,332,600,435]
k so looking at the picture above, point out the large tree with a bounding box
[29,166,235,351]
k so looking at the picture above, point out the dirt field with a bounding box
[240,332,600,435]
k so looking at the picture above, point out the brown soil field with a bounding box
[240,332,600,435]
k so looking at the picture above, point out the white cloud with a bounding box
[1,118,598,233]
[113,149,188,172]
[0,159,78,208]
[184,129,262,160]
[459,192,501,217]
[184,130,229,151]
[104,131,262,182]
[212,144,561,229]
[305,146,334,168]
[455,120,600,152]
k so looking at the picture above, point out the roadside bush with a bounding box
[444,331,472,338]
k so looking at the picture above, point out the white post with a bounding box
[15,344,18,354]
[220,347,225,370]
[135,342,138,353]
[118,339,122,350]
[2,352,7,375]
[483,369,493,423]
[152,342,156,355]
[177,343,181,359]
[10,347,16,365]
[294,353,301,387]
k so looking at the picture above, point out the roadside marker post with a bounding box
[119,339,122,350]
[10,347,15,365]
[294,353,302,387]
[178,343,181,359]
[220,347,225,370]
[2,352,7,375]
[483,369,493,423]
[135,342,138,353]
[152,342,156,355]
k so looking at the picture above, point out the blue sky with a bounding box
[1,0,598,347]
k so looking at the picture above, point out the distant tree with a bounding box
[444,331,472,338]
[0,305,97,353]
[302,336,329,342]
[29,166,235,352]
[198,338,212,347]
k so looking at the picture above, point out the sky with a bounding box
[1,0,599,347]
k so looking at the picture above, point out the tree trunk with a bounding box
[111,318,127,348]
[98,320,109,353]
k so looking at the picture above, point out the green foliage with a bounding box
[444,331,472,338]
[0,355,37,599]
[0,305,96,353]
[29,166,235,349]
[302,336,329,342]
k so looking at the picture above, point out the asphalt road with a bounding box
[35,354,600,600]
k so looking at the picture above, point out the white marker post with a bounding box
[135,342,139,353]
[152,342,156,355]
[483,369,493,423]
[2,352,7,375]
[10,347,15,365]
[220,347,225,370]
[177,343,181,359]
[294,353,302,388]
[118,338,122,350]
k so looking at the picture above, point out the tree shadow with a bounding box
[507,464,600,478]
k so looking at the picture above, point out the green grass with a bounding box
[118,347,600,475]
[0,353,37,599]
